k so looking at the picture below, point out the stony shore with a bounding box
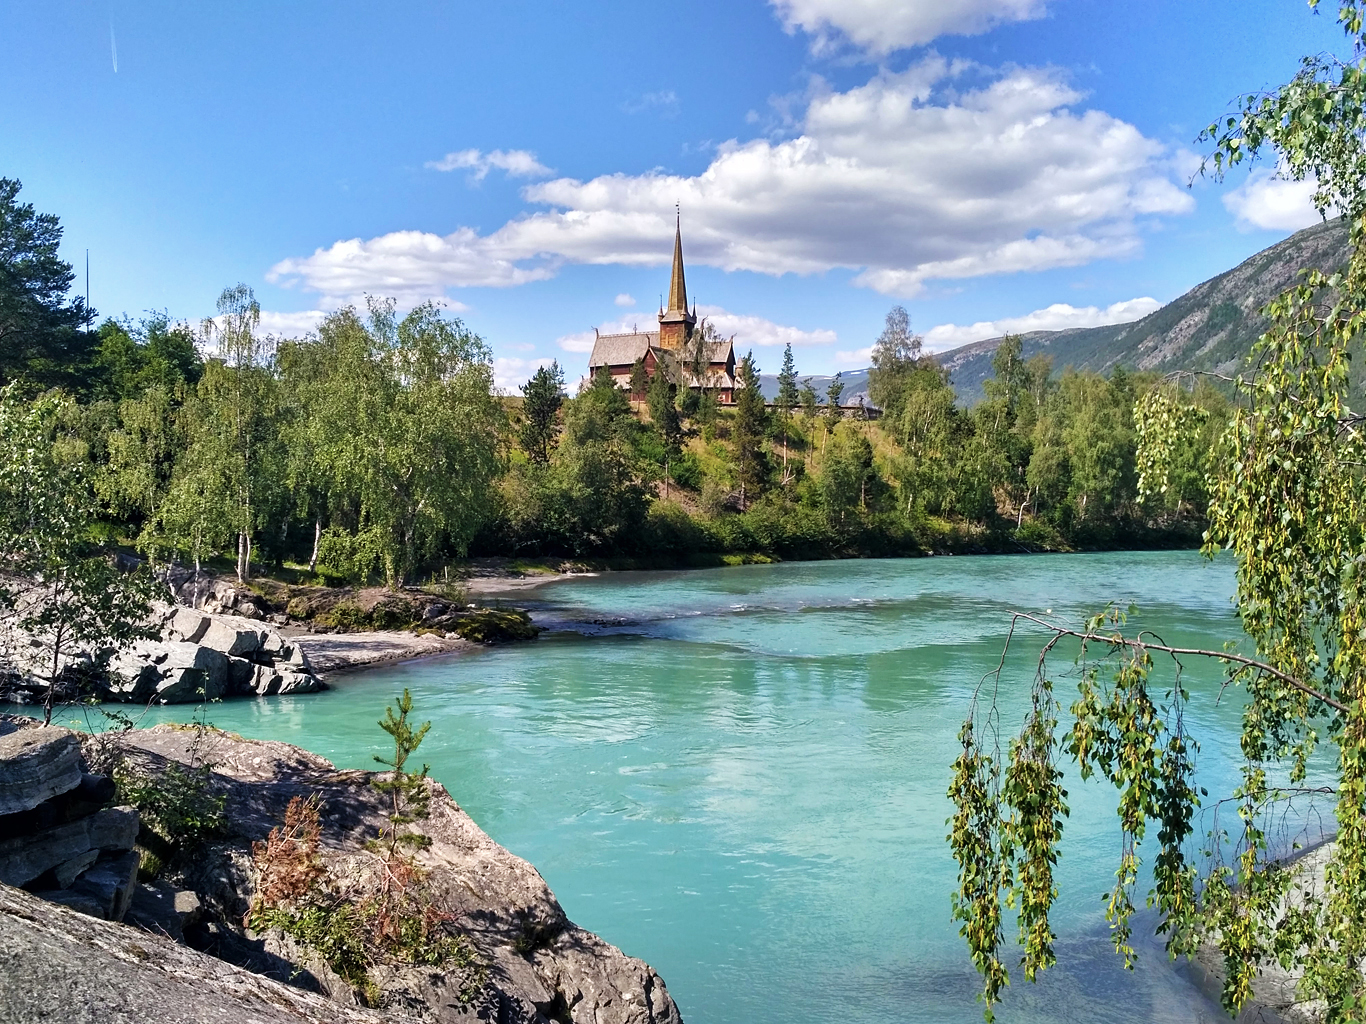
[0,714,683,1023]
[1,566,579,705]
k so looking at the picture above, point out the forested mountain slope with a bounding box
[939,216,1351,403]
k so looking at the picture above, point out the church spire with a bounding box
[666,213,687,314]
[657,208,697,351]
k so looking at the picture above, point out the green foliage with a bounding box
[0,385,161,722]
[776,343,799,417]
[799,377,819,423]
[91,314,202,402]
[949,10,1366,1010]
[247,789,481,1007]
[253,901,375,993]
[818,425,876,525]
[732,352,770,510]
[826,372,845,420]
[0,178,95,390]
[868,306,924,422]
[647,366,683,453]
[628,357,649,400]
[372,688,434,859]
[519,361,564,464]
[451,608,540,643]
[115,758,228,859]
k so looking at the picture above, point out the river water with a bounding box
[56,550,1341,1023]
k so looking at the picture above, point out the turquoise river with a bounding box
[48,550,1343,1023]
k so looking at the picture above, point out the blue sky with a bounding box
[0,0,1346,388]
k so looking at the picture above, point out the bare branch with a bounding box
[1009,612,1349,715]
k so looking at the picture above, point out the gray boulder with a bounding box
[52,849,100,889]
[0,805,138,888]
[70,849,141,922]
[0,725,82,815]
[164,607,211,644]
[199,618,265,658]
[124,880,202,941]
[107,641,230,703]
[105,725,684,1024]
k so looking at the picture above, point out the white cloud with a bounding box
[255,309,327,339]
[622,91,679,116]
[697,305,837,348]
[771,0,1046,55]
[269,228,557,308]
[614,293,636,307]
[1223,170,1326,232]
[555,317,654,354]
[835,345,873,367]
[273,59,1191,306]
[922,296,1161,352]
[425,148,552,180]
[493,355,556,393]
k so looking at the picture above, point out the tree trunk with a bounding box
[236,532,246,582]
[308,517,322,573]
[44,613,62,726]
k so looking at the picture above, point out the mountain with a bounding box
[935,217,1352,404]
[757,367,871,406]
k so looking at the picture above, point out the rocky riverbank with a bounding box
[0,714,683,1023]
[0,603,325,706]
[1,561,557,706]
[1185,839,1339,1024]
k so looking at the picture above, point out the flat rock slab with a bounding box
[0,883,389,1024]
[294,630,471,675]
[0,726,82,816]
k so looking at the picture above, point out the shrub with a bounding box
[325,602,369,631]
[669,452,703,491]
[285,596,314,619]
[247,696,484,1006]
[115,758,227,866]
[451,608,540,643]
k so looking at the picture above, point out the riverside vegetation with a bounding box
[948,3,1366,1022]
[6,4,1366,1019]
[0,182,1227,593]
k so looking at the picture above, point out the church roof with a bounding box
[696,340,734,365]
[588,331,656,368]
[588,332,734,373]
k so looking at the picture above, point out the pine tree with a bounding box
[826,373,845,421]
[371,688,433,859]
[775,343,799,481]
[648,368,682,499]
[732,351,770,511]
[628,358,649,404]
[519,361,564,464]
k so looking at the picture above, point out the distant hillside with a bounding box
[937,217,1352,404]
[757,367,871,407]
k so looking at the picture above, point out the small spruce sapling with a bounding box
[371,688,434,862]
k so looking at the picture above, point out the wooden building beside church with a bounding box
[587,220,737,404]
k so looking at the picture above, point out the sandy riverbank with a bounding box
[288,572,583,676]
[462,570,589,597]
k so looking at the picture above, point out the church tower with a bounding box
[657,215,696,351]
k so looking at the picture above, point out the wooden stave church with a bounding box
[587,220,737,404]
